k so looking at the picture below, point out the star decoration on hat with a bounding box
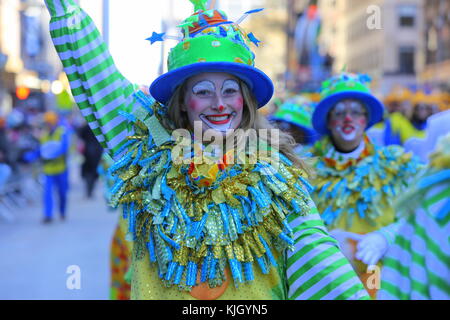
[190,0,208,12]
[177,20,196,38]
[358,74,372,84]
[146,32,165,44]
[247,33,261,47]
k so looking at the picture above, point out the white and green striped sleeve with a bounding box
[379,182,450,300]
[286,199,370,300]
[44,0,138,158]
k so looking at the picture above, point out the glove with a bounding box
[328,229,363,263]
[355,232,388,269]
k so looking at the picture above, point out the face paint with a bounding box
[184,73,244,135]
[221,79,240,96]
[357,117,367,126]
[328,99,368,145]
[192,80,215,98]
[188,98,200,112]
[335,123,362,141]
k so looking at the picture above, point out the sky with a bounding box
[77,1,256,87]
[80,0,174,87]
[108,1,163,86]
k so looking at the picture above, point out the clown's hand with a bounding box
[355,232,388,268]
[328,229,363,262]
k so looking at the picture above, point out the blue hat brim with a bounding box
[312,91,384,135]
[269,116,320,144]
[149,62,274,108]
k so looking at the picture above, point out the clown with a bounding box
[43,0,370,300]
[269,95,319,153]
[378,110,450,300]
[310,73,422,298]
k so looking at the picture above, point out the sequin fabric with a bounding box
[108,91,312,291]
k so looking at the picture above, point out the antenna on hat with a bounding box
[235,8,264,25]
[146,32,182,44]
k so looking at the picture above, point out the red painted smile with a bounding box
[202,113,232,125]
[342,124,355,134]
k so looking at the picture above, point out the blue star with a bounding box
[247,33,261,47]
[358,74,372,83]
[146,32,165,45]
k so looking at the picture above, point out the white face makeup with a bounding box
[327,99,368,149]
[336,125,359,141]
[183,72,244,135]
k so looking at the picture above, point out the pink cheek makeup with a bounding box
[357,118,367,126]
[188,98,203,112]
[232,96,244,111]
[329,119,339,127]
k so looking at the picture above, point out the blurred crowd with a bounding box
[269,86,450,160]
[0,106,103,223]
[1,84,449,223]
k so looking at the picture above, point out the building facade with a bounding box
[0,0,69,115]
[318,0,424,95]
[285,0,334,93]
[418,0,450,91]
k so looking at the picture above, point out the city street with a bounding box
[0,164,118,300]
[0,0,449,303]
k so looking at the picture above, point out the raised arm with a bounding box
[286,199,370,300]
[44,0,138,158]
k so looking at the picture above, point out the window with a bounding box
[399,46,415,74]
[398,5,416,27]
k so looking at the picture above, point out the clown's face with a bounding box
[182,72,244,136]
[327,99,368,151]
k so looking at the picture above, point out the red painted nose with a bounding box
[218,105,225,112]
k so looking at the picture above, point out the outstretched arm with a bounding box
[44,0,138,158]
[286,199,370,300]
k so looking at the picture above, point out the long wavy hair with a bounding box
[160,77,310,173]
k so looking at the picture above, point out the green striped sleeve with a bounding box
[379,182,450,300]
[286,199,370,300]
[45,0,78,17]
[44,0,138,158]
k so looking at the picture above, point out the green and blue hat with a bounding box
[149,0,273,108]
[312,73,384,135]
[270,95,319,143]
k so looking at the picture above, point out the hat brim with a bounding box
[269,116,320,144]
[312,91,384,135]
[149,62,274,108]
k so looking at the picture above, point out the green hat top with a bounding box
[149,0,274,108]
[272,95,314,129]
[147,0,264,71]
[320,73,373,99]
